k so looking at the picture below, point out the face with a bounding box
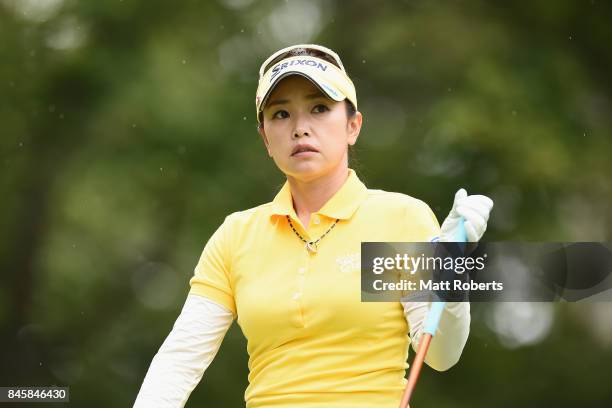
[258,75,362,183]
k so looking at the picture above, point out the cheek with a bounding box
[326,115,351,150]
[264,130,289,155]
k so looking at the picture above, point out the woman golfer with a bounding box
[134,44,493,408]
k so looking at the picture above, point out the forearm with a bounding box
[403,301,470,372]
[133,294,234,408]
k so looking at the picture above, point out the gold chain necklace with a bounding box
[286,215,339,254]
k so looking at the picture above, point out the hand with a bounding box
[440,188,493,242]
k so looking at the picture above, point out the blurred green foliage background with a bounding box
[1,0,611,406]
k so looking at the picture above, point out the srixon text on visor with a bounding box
[270,59,328,81]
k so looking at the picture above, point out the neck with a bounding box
[287,166,349,225]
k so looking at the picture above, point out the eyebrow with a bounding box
[265,92,327,109]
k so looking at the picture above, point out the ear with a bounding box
[258,124,273,157]
[346,111,363,146]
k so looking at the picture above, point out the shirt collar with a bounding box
[270,169,368,221]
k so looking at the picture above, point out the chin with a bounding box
[282,162,328,181]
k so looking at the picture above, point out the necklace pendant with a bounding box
[306,242,317,253]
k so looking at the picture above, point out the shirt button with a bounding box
[292,292,301,300]
[312,215,320,225]
[298,267,306,275]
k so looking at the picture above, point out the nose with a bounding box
[292,115,310,139]
[293,128,309,139]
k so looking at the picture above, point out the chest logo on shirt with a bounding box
[336,253,360,273]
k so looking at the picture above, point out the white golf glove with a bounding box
[440,188,493,242]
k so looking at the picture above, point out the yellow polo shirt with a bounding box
[189,169,440,408]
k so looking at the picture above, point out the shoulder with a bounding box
[362,188,440,239]
[222,201,275,230]
[363,188,434,215]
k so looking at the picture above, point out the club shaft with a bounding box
[399,333,433,407]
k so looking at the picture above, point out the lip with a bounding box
[291,143,319,156]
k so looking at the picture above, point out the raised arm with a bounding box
[133,294,234,408]
[403,188,492,371]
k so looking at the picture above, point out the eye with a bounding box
[312,104,329,114]
[272,110,289,119]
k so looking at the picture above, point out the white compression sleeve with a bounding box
[133,294,234,408]
[402,301,470,371]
